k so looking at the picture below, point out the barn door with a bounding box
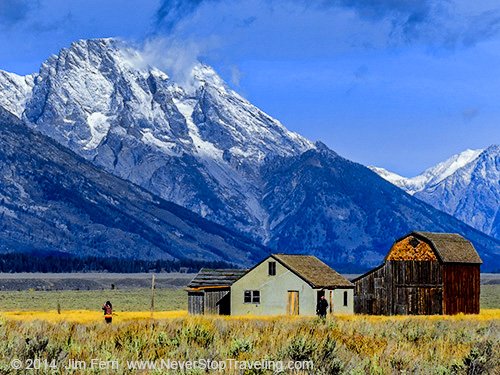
[287,291,299,315]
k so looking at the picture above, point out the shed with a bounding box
[187,268,246,315]
[353,232,482,315]
[231,254,354,316]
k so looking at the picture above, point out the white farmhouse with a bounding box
[231,254,354,316]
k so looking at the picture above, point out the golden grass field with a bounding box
[1,308,498,324]
[0,286,497,374]
[0,309,498,374]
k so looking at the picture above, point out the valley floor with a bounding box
[0,283,498,311]
[0,275,497,374]
[0,272,195,291]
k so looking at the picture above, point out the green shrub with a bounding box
[452,340,496,375]
[285,336,317,362]
[178,323,214,347]
[228,338,253,357]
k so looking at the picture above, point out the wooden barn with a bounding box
[187,268,246,315]
[353,232,482,315]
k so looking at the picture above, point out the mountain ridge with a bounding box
[0,38,499,271]
[369,148,484,195]
[0,105,269,266]
[262,145,499,270]
[17,38,312,242]
[372,146,499,239]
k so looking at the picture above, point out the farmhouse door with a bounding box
[287,291,299,315]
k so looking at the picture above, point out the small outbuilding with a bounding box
[353,232,482,315]
[231,254,354,316]
[187,268,247,315]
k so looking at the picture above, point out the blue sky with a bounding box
[1,0,499,175]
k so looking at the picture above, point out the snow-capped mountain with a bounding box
[372,147,499,239]
[415,146,499,239]
[1,38,498,271]
[19,39,312,241]
[369,149,484,195]
[0,106,268,265]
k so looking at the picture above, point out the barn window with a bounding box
[343,291,348,306]
[268,261,276,276]
[244,290,260,304]
[409,238,420,248]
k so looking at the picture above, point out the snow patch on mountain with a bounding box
[173,97,222,159]
[85,113,111,150]
[368,166,408,187]
[0,71,35,118]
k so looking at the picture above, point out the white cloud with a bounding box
[121,36,220,90]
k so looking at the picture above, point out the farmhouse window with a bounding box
[268,261,276,276]
[343,291,348,306]
[244,290,260,304]
[244,291,251,303]
[252,290,260,303]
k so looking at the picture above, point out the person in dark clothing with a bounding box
[316,295,328,318]
[102,301,113,323]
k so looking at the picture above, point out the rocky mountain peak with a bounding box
[372,145,499,239]
[0,38,498,271]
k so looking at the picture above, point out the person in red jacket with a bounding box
[102,301,113,323]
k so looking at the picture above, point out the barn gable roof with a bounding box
[188,268,247,290]
[408,232,482,264]
[272,254,353,288]
[351,263,384,283]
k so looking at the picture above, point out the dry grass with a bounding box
[1,310,188,324]
[0,286,497,373]
[0,310,497,374]
[2,308,498,323]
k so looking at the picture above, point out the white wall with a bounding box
[332,288,354,314]
[231,257,317,316]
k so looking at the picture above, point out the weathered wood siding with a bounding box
[392,260,442,315]
[354,260,443,315]
[204,289,230,315]
[188,292,204,315]
[387,236,437,261]
[188,289,231,315]
[443,264,480,315]
[354,265,389,315]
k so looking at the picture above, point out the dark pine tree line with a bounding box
[0,253,237,273]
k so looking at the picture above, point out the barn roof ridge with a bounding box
[351,263,384,282]
[409,231,483,264]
